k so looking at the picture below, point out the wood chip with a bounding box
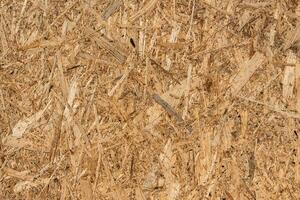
[296,60,300,113]
[152,93,183,123]
[12,101,51,138]
[152,94,192,133]
[282,51,296,101]
[129,0,159,23]
[183,64,192,119]
[86,28,128,64]
[102,0,123,21]
[108,64,134,97]
[283,22,300,51]
[230,52,265,95]
[160,140,180,200]
[0,16,8,55]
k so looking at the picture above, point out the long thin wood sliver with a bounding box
[102,0,123,21]
[296,60,300,113]
[283,52,296,100]
[153,94,192,132]
[238,96,300,119]
[0,17,8,55]
[129,0,159,23]
[191,42,250,58]
[153,94,183,122]
[283,22,300,51]
[183,64,192,119]
[108,64,134,97]
[200,0,232,17]
[86,28,128,64]
[148,56,180,84]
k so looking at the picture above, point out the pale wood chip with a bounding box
[0,16,8,55]
[160,140,180,200]
[12,101,51,138]
[296,60,300,113]
[282,51,296,100]
[152,94,183,123]
[102,0,123,21]
[152,93,193,133]
[108,64,134,97]
[183,64,192,120]
[283,22,300,51]
[129,0,159,23]
[86,28,128,64]
[230,52,265,95]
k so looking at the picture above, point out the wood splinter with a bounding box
[102,0,123,21]
[152,93,193,133]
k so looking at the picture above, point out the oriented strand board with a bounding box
[1,1,300,199]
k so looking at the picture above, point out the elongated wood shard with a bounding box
[102,0,123,21]
[283,52,296,100]
[0,17,8,55]
[145,76,200,132]
[153,94,183,123]
[283,22,300,51]
[230,52,265,95]
[152,94,193,132]
[296,60,300,113]
[129,0,159,23]
[86,28,128,64]
[12,101,51,138]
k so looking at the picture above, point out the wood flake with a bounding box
[160,140,180,200]
[146,77,200,130]
[12,100,51,138]
[282,52,296,100]
[86,28,128,64]
[129,0,159,23]
[0,16,8,55]
[283,22,300,51]
[108,64,134,97]
[296,60,300,113]
[182,64,192,120]
[151,93,193,133]
[102,0,123,21]
[230,52,265,95]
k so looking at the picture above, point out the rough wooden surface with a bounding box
[1,0,300,199]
